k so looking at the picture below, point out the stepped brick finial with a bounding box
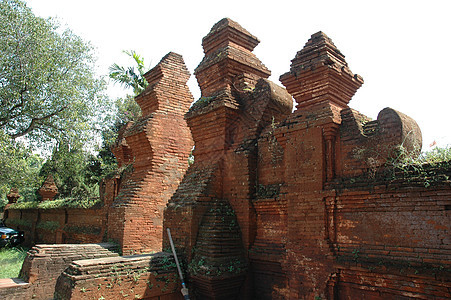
[38,175,58,201]
[137,52,193,116]
[195,17,270,97]
[201,18,259,54]
[280,31,364,110]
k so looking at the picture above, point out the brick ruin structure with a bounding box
[107,52,194,255]
[6,188,20,204]
[162,18,450,299]
[2,18,450,299]
[38,175,58,201]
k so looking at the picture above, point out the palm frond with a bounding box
[109,51,149,95]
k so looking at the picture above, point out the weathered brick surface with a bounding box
[165,19,450,299]
[108,52,194,255]
[54,252,182,300]
[328,267,450,299]
[16,243,118,300]
[327,187,450,265]
[38,175,58,201]
[164,18,294,299]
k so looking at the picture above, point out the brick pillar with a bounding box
[279,31,364,299]
[108,52,194,255]
[164,17,273,256]
[164,18,292,299]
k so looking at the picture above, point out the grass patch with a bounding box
[0,247,28,278]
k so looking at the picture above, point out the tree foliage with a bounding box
[0,131,43,208]
[39,141,100,200]
[0,0,106,146]
[95,95,142,178]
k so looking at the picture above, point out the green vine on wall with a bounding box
[7,218,32,228]
[36,220,60,232]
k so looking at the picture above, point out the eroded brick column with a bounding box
[108,52,194,255]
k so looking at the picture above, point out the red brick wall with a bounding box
[329,186,450,265]
[164,20,450,299]
[164,19,295,299]
[20,243,118,299]
[3,18,449,300]
[5,208,106,247]
[54,252,182,300]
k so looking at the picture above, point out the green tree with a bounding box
[95,95,142,177]
[0,0,107,147]
[39,141,100,200]
[0,131,43,208]
[109,50,149,96]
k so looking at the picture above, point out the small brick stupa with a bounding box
[38,175,58,201]
[6,188,20,204]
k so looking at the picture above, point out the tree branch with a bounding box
[10,106,67,139]
[0,85,27,124]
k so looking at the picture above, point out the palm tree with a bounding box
[108,50,149,96]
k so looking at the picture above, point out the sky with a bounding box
[27,0,451,150]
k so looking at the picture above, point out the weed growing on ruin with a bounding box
[8,197,102,210]
[385,145,451,187]
[160,255,177,270]
[188,255,245,277]
[0,247,28,278]
[187,256,205,276]
[155,273,176,292]
[388,144,450,167]
[352,142,450,187]
[191,96,215,111]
